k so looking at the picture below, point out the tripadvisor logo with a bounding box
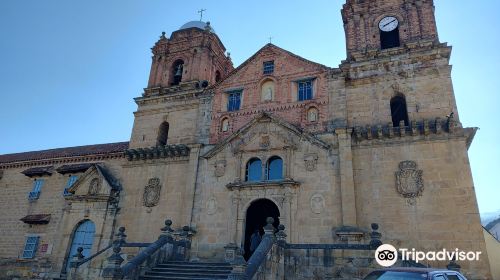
[374,244,482,267]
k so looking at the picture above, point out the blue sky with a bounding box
[0,1,498,214]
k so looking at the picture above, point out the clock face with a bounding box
[379,16,399,32]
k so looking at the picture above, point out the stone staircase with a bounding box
[140,261,232,280]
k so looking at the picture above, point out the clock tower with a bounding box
[340,0,460,128]
[342,0,439,61]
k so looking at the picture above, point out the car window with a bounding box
[446,274,461,280]
[364,271,428,279]
[433,275,446,280]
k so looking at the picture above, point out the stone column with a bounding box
[183,144,202,227]
[335,128,357,227]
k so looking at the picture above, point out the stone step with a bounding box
[139,261,231,280]
[151,267,232,273]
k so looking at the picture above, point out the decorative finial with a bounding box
[198,8,206,21]
[160,31,166,39]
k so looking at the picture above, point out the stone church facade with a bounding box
[0,0,492,279]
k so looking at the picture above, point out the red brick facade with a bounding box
[147,26,233,88]
[209,44,329,144]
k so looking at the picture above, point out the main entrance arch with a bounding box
[243,199,280,260]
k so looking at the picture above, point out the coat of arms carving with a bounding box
[214,160,226,177]
[304,153,318,172]
[143,178,162,208]
[395,161,423,205]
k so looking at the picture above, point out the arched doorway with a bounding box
[243,199,280,260]
[64,220,95,273]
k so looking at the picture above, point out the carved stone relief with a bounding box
[259,135,270,149]
[143,178,162,208]
[214,160,226,177]
[310,194,325,214]
[206,197,217,215]
[395,161,424,205]
[304,153,319,171]
[88,178,100,195]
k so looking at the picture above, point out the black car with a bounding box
[363,267,467,280]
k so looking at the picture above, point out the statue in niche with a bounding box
[261,81,274,101]
[307,107,319,122]
[88,178,100,195]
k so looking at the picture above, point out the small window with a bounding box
[246,158,262,182]
[28,179,44,201]
[22,236,39,259]
[227,91,242,112]
[266,156,283,181]
[390,95,409,127]
[157,122,169,146]
[221,118,230,132]
[63,175,78,196]
[298,80,313,101]
[215,70,222,83]
[263,61,274,75]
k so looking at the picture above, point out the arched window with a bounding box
[65,220,95,272]
[221,118,229,132]
[215,70,221,83]
[157,122,169,146]
[246,158,262,182]
[266,156,283,181]
[390,95,409,127]
[171,59,184,86]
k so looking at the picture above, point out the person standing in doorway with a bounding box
[249,229,262,255]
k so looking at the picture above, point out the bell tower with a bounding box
[129,21,234,149]
[146,21,233,91]
[340,0,460,127]
[342,0,439,61]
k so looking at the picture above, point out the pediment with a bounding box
[215,44,328,88]
[66,164,120,202]
[203,113,329,158]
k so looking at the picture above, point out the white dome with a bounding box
[179,21,215,33]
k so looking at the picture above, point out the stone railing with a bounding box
[225,221,382,280]
[124,145,190,161]
[353,117,460,142]
[62,219,193,280]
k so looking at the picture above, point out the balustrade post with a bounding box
[102,227,127,279]
[67,247,84,280]
[369,223,382,249]
[228,248,248,280]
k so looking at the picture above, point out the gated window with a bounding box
[246,158,262,182]
[390,95,409,127]
[227,90,242,112]
[266,156,283,181]
[263,61,274,75]
[66,220,95,272]
[28,179,44,201]
[63,175,78,196]
[22,236,39,259]
[298,80,313,101]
